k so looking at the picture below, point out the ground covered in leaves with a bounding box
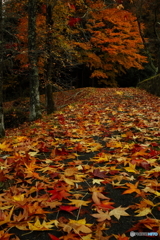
[0,87,160,240]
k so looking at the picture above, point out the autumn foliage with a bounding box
[4,0,148,87]
[72,0,147,86]
[0,87,160,239]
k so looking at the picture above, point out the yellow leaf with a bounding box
[69,219,92,234]
[135,207,152,217]
[95,120,100,125]
[82,234,93,240]
[92,179,104,184]
[143,199,156,207]
[124,163,137,173]
[69,218,86,225]
[16,136,28,142]
[143,187,160,196]
[13,194,25,202]
[0,205,13,210]
[28,151,38,156]
[106,141,122,148]
[68,199,91,208]
[0,141,12,151]
[116,91,123,95]
[60,175,75,185]
[28,217,58,231]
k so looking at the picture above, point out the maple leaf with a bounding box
[106,140,122,148]
[109,206,129,220]
[60,218,92,234]
[86,142,103,152]
[96,200,115,211]
[135,207,152,217]
[25,202,51,215]
[60,175,75,185]
[81,234,93,240]
[91,153,110,163]
[92,209,111,222]
[0,230,13,240]
[124,163,138,173]
[132,148,149,157]
[122,182,141,195]
[59,205,79,212]
[92,191,110,205]
[0,141,12,152]
[61,233,80,240]
[129,218,160,231]
[92,169,107,178]
[48,233,60,240]
[143,186,160,197]
[40,200,62,209]
[112,233,129,240]
[0,206,14,226]
[68,199,91,208]
[28,217,58,231]
[92,179,104,184]
[48,189,71,201]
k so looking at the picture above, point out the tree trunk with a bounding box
[28,0,41,121]
[0,0,5,137]
[45,2,56,114]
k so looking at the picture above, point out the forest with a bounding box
[0,1,160,240]
[0,0,159,134]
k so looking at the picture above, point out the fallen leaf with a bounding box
[135,207,152,217]
[59,205,79,212]
[122,182,141,195]
[48,233,60,240]
[92,209,111,222]
[92,169,107,179]
[68,199,91,208]
[92,191,109,205]
[109,206,129,220]
[28,217,58,230]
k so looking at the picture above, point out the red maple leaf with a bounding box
[48,189,71,201]
[92,169,107,179]
[59,205,79,212]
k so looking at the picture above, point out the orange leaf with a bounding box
[122,182,141,195]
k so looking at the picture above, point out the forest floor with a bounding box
[0,87,160,240]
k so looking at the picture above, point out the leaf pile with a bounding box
[0,87,160,240]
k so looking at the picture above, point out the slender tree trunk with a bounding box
[28,0,41,121]
[45,2,55,114]
[0,0,5,137]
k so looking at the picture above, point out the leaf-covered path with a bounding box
[0,88,160,240]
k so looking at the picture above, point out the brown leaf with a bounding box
[92,209,111,222]
[92,192,109,205]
